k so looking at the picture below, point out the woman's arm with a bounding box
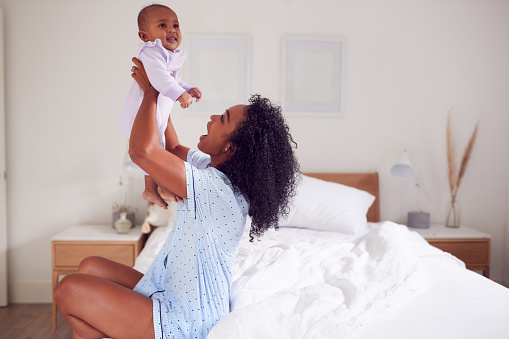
[129,58,188,199]
[164,114,190,161]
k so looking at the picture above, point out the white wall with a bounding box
[0,7,7,306]
[1,0,508,302]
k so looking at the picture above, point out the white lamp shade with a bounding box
[122,144,140,172]
[391,150,414,179]
[122,160,139,172]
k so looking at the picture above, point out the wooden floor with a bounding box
[0,303,73,338]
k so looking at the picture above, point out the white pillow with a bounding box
[279,174,375,233]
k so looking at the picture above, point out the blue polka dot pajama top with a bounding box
[134,149,249,339]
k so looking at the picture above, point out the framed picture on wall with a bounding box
[282,36,345,117]
[185,35,252,113]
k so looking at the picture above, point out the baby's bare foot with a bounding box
[142,189,168,209]
[160,187,182,202]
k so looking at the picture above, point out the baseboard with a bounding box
[9,281,52,303]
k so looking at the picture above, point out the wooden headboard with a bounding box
[303,172,380,223]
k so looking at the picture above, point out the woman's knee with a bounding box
[77,256,105,274]
[54,273,81,307]
[55,257,102,304]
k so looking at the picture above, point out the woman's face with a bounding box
[198,104,247,159]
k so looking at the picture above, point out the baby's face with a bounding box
[140,7,181,52]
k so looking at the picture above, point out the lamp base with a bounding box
[407,211,430,229]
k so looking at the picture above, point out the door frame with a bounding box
[0,7,8,307]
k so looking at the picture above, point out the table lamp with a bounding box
[113,144,139,228]
[391,150,430,229]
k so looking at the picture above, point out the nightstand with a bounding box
[412,223,491,278]
[51,224,146,329]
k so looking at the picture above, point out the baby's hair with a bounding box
[137,4,172,31]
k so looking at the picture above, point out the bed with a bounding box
[134,172,509,338]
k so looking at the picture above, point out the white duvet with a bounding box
[207,221,440,338]
[134,221,463,339]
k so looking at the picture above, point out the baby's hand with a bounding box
[177,92,193,108]
[188,87,202,102]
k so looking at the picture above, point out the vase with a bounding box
[112,210,135,229]
[445,200,460,228]
[114,212,132,234]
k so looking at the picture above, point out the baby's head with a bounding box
[137,4,181,52]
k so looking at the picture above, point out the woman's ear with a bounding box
[138,31,149,42]
[225,144,237,156]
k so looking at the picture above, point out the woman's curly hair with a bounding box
[217,94,300,240]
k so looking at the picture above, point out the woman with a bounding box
[54,57,299,339]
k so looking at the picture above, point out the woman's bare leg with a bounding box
[77,256,143,289]
[54,257,154,338]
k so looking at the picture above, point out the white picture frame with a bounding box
[282,36,345,117]
[185,35,252,113]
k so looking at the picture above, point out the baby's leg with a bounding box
[142,175,168,209]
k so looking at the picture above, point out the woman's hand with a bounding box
[131,57,156,94]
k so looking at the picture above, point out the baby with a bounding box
[121,4,201,208]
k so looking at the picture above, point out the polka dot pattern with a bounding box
[134,150,248,338]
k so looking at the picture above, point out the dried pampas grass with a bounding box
[446,111,457,197]
[446,111,479,226]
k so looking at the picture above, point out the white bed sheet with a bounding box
[351,247,509,339]
[134,222,509,339]
[133,226,168,274]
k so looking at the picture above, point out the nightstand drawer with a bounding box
[414,224,491,278]
[427,239,489,264]
[53,242,135,267]
[51,225,145,330]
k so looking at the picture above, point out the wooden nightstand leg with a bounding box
[52,271,59,330]
[484,266,490,278]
